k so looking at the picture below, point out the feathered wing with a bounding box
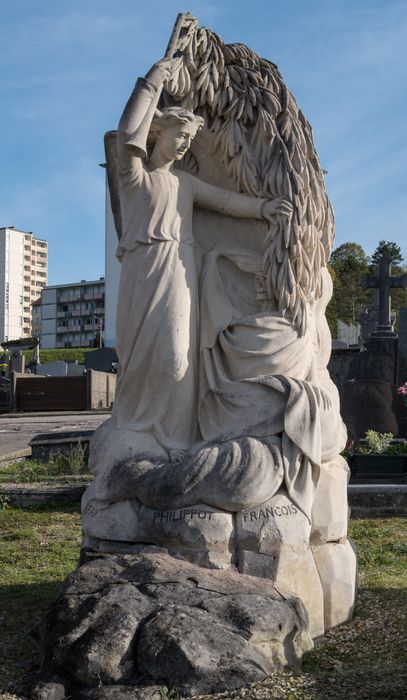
[162,20,334,335]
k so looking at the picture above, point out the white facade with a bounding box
[0,227,48,343]
[39,278,105,349]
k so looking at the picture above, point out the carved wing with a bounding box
[162,19,334,335]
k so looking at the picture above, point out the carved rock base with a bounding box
[33,549,313,698]
[82,481,356,638]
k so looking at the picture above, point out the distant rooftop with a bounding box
[43,277,105,291]
[0,225,47,242]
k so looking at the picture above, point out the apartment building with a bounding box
[39,278,105,349]
[0,226,48,342]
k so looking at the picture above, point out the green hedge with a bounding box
[23,348,96,365]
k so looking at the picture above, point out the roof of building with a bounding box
[0,226,47,243]
[42,277,105,291]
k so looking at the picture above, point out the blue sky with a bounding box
[0,0,406,285]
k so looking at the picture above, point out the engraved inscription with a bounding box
[243,503,298,523]
[153,509,214,523]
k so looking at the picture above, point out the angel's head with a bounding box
[149,107,204,161]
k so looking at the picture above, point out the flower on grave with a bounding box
[397,382,407,408]
[363,430,394,455]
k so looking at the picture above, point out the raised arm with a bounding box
[117,59,173,160]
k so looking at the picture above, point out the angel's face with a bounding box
[156,123,198,161]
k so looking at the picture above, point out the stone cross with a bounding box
[363,257,407,336]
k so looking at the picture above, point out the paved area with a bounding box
[0,412,110,458]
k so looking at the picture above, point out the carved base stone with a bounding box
[311,456,350,545]
[235,491,324,638]
[82,482,235,569]
[312,540,358,630]
[32,549,313,698]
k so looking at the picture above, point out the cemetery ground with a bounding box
[0,505,405,700]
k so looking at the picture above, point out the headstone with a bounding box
[331,339,348,350]
[338,336,402,439]
[85,347,118,373]
[397,307,407,385]
[9,350,24,374]
[67,362,86,376]
[363,257,407,337]
[337,320,360,347]
[36,360,68,376]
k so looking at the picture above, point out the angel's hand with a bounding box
[146,57,178,85]
[313,386,332,411]
[262,197,293,221]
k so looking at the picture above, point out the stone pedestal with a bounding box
[82,480,356,640]
[33,550,313,698]
[82,482,236,570]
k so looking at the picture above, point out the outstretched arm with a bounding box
[190,175,292,222]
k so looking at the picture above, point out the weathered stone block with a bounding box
[236,490,310,553]
[311,456,349,544]
[312,539,357,631]
[237,547,324,638]
[82,483,235,569]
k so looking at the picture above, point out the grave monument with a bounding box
[35,14,356,698]
[338,253,407,440]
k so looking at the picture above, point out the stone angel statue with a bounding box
[92,48,293,466]
[84,15,356,641]
[89,13,345,517]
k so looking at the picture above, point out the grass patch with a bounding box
[0,444,90,486]
[0,515,406,699]
[0,505,81,692]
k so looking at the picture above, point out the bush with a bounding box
[23,348,97,365]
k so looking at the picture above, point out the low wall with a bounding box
[10,370,116,412]
[87,369,116,410]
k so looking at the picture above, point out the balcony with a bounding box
[59,294,80,303]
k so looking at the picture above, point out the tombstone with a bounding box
[336,256,407,440]
[358,299,378,343]
[331,339,348,350]
[84,347,118,373]
[397,307,407,385]
[36,360,68,376]
[362,257,407,337]
[66,362,86,376]
[33,14,356,697]
[337,320,361,347]
[9,350,24,374]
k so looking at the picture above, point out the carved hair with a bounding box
[149,107,204,137]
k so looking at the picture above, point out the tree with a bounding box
[327,243,372,333]
[371,240,403,265]
[326,240,407,337]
